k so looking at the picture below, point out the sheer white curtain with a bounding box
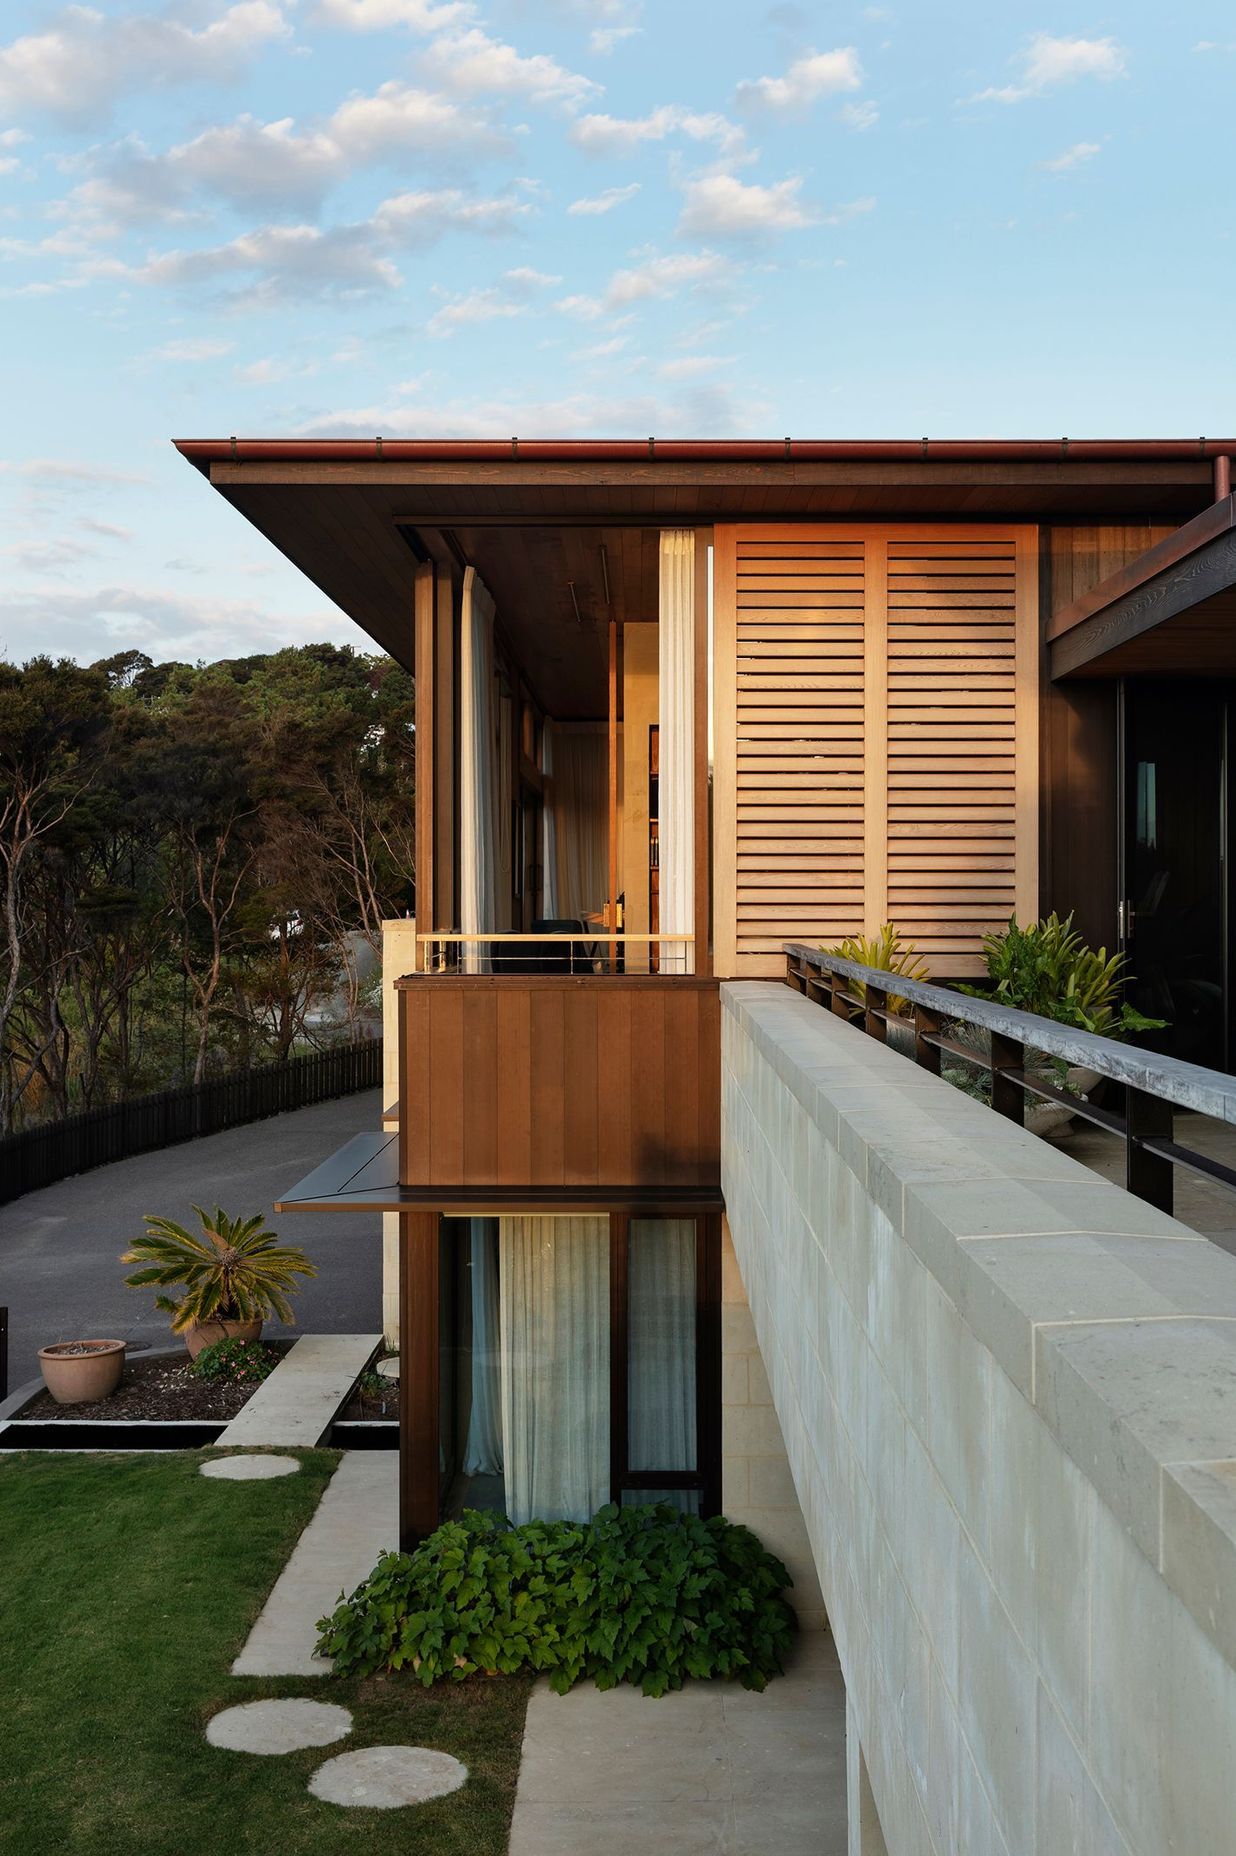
[659,531,695,971]
[540,722,560,917]
[460,566,497,971]
[499,1215,609,1524]
[463,1221,503,1476]
[550,727,607,919]
[628,1219,696,1473]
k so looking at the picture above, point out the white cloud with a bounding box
[426,286,523,336]
[558,248,732,319]
[677,174,815,240]
[822,195,875,225]
[570,104,746,160]
[976,34,1127,103]
[312,0,473,26]
[568,183,640,216]
[0,581,341,665]
[294,377,767,441]
[1040,141,1101,173]
[0,456,148,486]
[0,1,291,128]
[839,99,879,131]
[154,335,235,359]
[590,25,639,53]
[426,264,560,336]
[92,183,525,304]
[63,85,507,227]
[736,47,861,112]
[418,27,597,107]
[655,353,734,379]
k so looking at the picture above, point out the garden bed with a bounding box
[18,1342,292,1423]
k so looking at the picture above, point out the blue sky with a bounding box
[1,1,1233,665]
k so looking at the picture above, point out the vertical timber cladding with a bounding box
[713,525,1039,977]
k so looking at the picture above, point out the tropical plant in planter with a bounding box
[121,1206,316,1359]
[821,923,930,1055]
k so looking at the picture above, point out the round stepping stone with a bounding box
[308,1746,468,1810]
[200,1454,301,1481]
[376,1358,400,1382]
[206,1699,352,1756]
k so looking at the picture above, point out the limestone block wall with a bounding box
[722,1220,826,1629]
[381,917,417,1343]
[722,980,1236,1856]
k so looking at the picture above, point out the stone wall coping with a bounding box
[723,979,1236,1676]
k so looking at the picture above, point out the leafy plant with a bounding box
[191,1336,280,1385]
[962,912,1166,1040]
[316,1503,796,1698]
[121,1206,316,1332]
[822,922,930,1016]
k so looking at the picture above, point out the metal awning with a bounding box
[1050,493,1236,677]
[275,1134,723,1215]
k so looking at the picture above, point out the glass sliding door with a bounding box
[437,1208,721,1527]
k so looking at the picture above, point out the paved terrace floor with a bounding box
[1060,1108,1236,1254]
[0,1089,383,1388]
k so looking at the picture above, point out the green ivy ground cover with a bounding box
[0,1452,530,1856]
[318,1503,797,1697]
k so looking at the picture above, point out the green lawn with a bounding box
[0,1452,531,1856]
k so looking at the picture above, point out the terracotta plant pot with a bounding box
[183,1317,264,1360]
[38,1339,126,1405]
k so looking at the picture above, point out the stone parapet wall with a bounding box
[721,980,1236,1856]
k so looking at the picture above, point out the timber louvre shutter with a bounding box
[713,525,1038,978]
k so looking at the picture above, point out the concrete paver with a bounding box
[508,1631,848,1855]
[215,1333,380,1448]
[205,1698,352,1755]
[308,1746,468,1809]
[200,1453,301,1480]
[231,1451,397,1677]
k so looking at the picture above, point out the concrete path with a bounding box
[508,1632,848,1855]
[216,1333,380,1448]
[231,1451,397,1677]
[0,1089,383,1388]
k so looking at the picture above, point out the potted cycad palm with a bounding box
[122,1206,317,1359]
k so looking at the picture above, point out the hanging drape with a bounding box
[540,721,560,917]
[627,1219,696,1474]
[498,1215,610,1524]
[550,727,607,919]
[463,1220,503,1476]
[494,688,514,930]
[459,567,498,971]
[659,531,695,972]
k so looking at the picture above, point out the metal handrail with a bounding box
[784,942,1236,1217]
[417,931,695,975]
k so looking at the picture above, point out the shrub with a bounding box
[316,1503,796,1698]
[963,912,1166,1040]
[121,1205,316,1333]
[822,922,929,1016]
[191,1337,280,1385]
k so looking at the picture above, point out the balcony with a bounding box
[397,939,719,1198]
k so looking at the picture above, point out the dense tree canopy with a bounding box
[0,644,414,1132]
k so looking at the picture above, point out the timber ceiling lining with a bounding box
[1066,589,1236,677]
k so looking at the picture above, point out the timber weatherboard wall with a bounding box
[712,524,1039,978]
[722,980,1236,1856]
[397,973,720,1190]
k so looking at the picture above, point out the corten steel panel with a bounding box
[397,974,721,1191]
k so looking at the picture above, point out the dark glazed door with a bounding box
[1121,681,1232,1070]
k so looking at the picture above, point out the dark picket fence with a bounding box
[0,1037,382,1207]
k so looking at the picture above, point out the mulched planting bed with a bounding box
[21,1343,292,1422]
[338,1378,399,1421]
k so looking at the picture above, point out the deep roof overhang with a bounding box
[173,436,1234,694]
[1049,493,1236,678]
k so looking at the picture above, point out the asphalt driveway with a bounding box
[0,1090,384,1391]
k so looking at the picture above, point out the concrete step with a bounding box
[216,1332,380,1449]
